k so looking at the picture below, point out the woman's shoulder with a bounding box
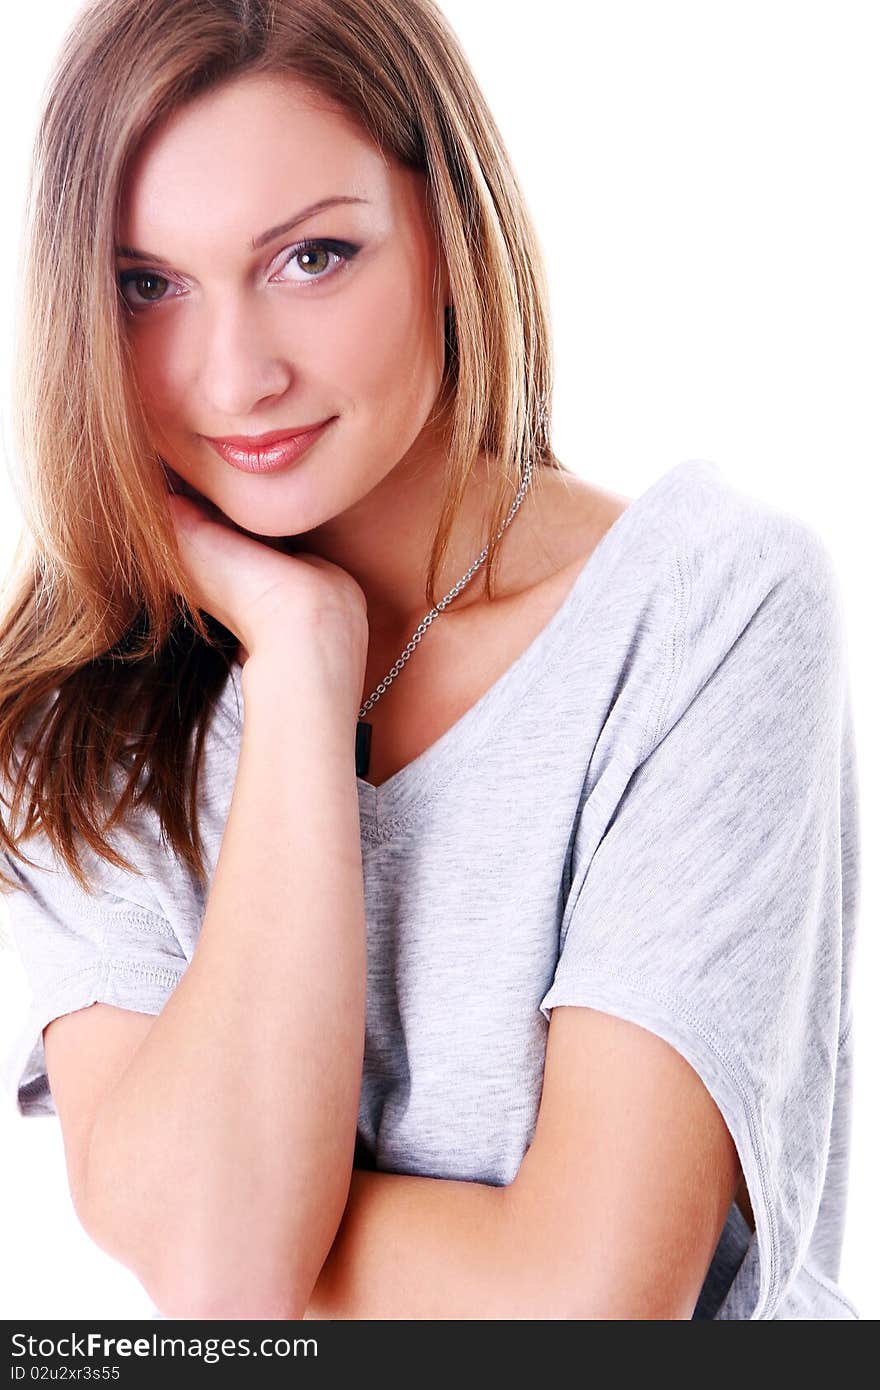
[656,458,838,592]
[537,457,839,651]
[633,463,849,759]
[541,457,832,586]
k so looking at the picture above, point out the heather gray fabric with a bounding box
[1,458,860,1319]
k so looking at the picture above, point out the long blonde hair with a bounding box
[0,0,567,895]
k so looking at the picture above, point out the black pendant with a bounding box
[355,719,372,777]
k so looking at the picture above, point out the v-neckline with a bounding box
[215,459,712,836]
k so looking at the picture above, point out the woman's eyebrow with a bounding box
[114,193,371,264]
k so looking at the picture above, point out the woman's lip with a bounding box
[204,419,334,475]
[206,420,333,448]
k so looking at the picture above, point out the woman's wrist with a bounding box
[240,623,368,730]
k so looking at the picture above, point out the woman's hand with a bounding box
[165,488,369,688]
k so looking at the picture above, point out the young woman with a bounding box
[0,0,859,1321]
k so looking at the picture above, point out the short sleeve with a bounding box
[539,516,858,1320]
[1,833,187,1119]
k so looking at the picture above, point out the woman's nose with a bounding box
[196,302,295,416]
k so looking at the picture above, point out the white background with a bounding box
[0,0,876,1319]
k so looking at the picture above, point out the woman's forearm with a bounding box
[302,1169,528,1320]
[84,644,367,1319]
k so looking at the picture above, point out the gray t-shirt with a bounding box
[1,458,860,1319]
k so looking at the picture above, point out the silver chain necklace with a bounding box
[355,450,536,778]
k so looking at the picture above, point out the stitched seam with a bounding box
[640,536,691,762]
[360,507,689,841]
[363,628,589,842]
[40,959,183,996]
[108,959,184,989]
[799,1260,859,1317]
[49,887,179,939]
[357,611,581,845]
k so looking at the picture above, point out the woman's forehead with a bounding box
[121,78,377,203]
[115,77,431,251]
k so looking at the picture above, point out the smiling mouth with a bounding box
[204,417,335,449]
[203,418,335,474]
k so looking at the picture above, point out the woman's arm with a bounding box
[303,1005,743,1320]
[84,630,368,1320]
[303,1168,517,1320]
[80,487,372,1318]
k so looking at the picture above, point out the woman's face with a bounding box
[115,73,450,539]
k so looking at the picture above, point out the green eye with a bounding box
[277,237,361,284]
